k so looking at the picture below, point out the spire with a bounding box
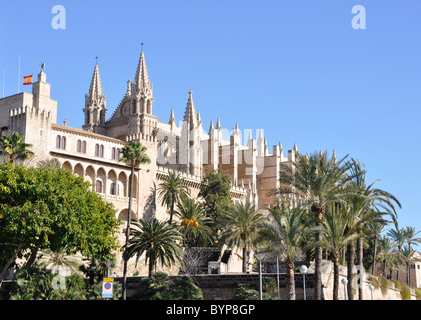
[169,108,175,124]
[209,120,214,133]
[88,63,104,102]
[133,49,150,93]
[216,118,221,130]
[293,142,298,153]
[183,89,198,128]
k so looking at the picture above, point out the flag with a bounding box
[23,75,33,85]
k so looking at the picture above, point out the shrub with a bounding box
[414,288,421,300]
[400,283,412,300]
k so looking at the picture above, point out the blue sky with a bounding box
[1,1,420,234]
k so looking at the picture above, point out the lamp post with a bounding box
[341,278,348,300]
[254,253,265,301]
[300,265,308,300]
[369,284,375,300]
[276,256,280,299]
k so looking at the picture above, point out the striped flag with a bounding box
[23,75,33,85]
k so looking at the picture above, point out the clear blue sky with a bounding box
[1,1,420,234]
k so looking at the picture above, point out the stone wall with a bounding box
[119,273,315,300]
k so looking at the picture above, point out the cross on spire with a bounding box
[141,42,144,52]
[95,55,98,65]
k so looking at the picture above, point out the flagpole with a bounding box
[17,54,20,93]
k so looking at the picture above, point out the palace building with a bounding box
[0,49,305,274]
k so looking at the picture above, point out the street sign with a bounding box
[102,278,114,299]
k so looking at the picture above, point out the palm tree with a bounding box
[403,226,421,251]
[36,248,83,273]
[220,202,267,273]
[313,204,359,300]
[376,235,398,278]
[175,197,213,247]
[258,205,307,300]
[275,150,354,300]
[401,245,416,286]
[119,140,151,300]
[368,220,388,275]
[0,131,34,163]
[387,227,406,282]
[124,218,185,278]
[344,159,401,300]
[158,170,188,224]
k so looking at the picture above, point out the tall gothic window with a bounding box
[77,140,81,153]
[96,180,103,193]
[95,144,99,156]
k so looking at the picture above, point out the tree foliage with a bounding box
[0,163,120,281]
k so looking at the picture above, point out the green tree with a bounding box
[220,202,267,273]
[198,169,233,243]
[0,131,34,163]
[175,197,213,247]
[124,218,185,278]
[387,227,406,282]
[258,205,307,300]
[313,204,359,300]
[401,245,416,286]
[157,170,188,224]
[275,150,354,300]
[0,163,120,283]
[119,140,151,300]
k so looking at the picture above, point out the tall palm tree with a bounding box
[220,202,267,273]
[258,205,307,300]
[175,197,213,247]
[387,227,406,282]
[401,244,416,286]
[123,218,184,278]
[344,159,401,300]
[158,170,188,224]
[368,220,388,275]
[403,226,421,251]
[0,131,34,163]
[376,235,398,278]
[313,204,359,300]
[275,150,354,300]
[119,140,151,300]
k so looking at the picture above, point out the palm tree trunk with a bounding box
[371,235,378,275]
[149,255,154,278]
[242,245,247,273]
[357,236,364,300]
[285,259,295,300]
[0,243,22,283]
[346,241,355,300]
[314,228,323,300]
[122,161,135,300]
[332,256,339,300]
[169,199,175,224]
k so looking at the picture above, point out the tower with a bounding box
[180,89,202,176]
[128,48,157,139]
[83,60,107,133]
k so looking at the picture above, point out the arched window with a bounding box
[116,148,120,160]
[56,135,61,149]
[100,145,104,158]
[61,136,66,150]
[82,141,87,154]
[77,140,81,153]
[110,183,116,195]
[95,180,103,193]
[111,147,116,160]
[95,144,99,156]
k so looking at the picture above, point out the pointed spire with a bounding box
[183,89,198,128]
[197,111,202,124]
[209,120,214,133]
[133,49,150,93]
[126,79,132,95]
[216,118,221,130]
[88,63,104,102]
[293,142,298,152]
[169,108,175,124]
[332,149,337,163]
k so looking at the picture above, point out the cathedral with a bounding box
[0,48,305,274]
